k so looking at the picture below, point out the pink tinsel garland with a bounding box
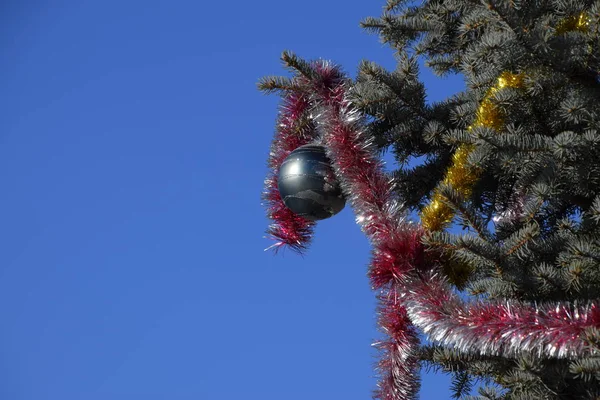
[310,63,422,400]
[263,91,316,252]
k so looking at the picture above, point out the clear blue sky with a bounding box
[1,1,464,399]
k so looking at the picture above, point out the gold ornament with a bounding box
[420,72,524,232]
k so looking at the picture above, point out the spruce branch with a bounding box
[502,222,540,259]
[358,58,427,119]
[280,50,317,81]
[257,75,298,94]
[569,357,600,383]
[450,370,474,399]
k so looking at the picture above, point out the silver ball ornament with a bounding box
[278,144,345,221]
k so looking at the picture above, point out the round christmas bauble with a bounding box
[278,144,345,221]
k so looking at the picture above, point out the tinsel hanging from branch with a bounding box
[403,272,600,359]
[419,72,525,232]
[419,11,593,232]
[372,294,421,400]
[556,12,591,34]
[309,63,423,400]
[262,55,423,399]
[262,85,316,252]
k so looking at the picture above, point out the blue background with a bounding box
[1,1,464,399]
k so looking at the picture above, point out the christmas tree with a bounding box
[260,0,600,399]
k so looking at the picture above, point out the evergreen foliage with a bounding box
[355,0,600,397]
